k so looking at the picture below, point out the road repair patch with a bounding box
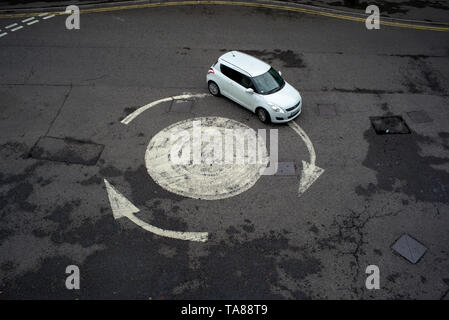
[169,99,194,113]
[370,116,411,135]
[406,110,433,124]
[30,136,104,165]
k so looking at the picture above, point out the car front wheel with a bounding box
[256,108,270,124]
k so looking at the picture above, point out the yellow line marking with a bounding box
[0,1,447,31]
[42,14,55,19]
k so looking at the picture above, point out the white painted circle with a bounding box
[145,117,268,200]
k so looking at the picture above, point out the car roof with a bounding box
[219,51,270,77]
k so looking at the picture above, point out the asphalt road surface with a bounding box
[0,2,448,299]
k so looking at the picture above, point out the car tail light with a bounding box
[208,67,214,74]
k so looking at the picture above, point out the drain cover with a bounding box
[392,234,427,264]
[30,136,104,165]
[275,162,296,176]
[169,99,193,113]
[370,115,411,134]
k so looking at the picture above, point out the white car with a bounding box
[206,51,302,124]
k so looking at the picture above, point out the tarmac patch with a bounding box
[169,99,194,113]
[406,110,433,123]
[242,49,306,68]
[30,136,104,166]
[370,116,411,135]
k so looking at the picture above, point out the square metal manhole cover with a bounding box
[169,99,193,113]
[317,104,337,117]
[30,136,104,166]
[406,110,432,124]
[370,115,411,134]
[392,234,427,264]
[275,162,296,176]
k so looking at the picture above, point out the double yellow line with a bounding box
[0,0,448,31]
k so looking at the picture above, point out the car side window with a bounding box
[220,64,234,79]
[239,74,254,89]
[220,64,254,89]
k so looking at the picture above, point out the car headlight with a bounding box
[268,102,285,113]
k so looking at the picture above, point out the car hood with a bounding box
[264,82,301,109]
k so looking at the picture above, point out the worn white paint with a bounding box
[5,23,18,29]
[298,160,324,195]
[104,179,208,242]
[11,26,23,32]
[288,121,324,196]
[145,117,268,200]
[121,93,209,125]
[22,17,35,23]
[0,13,61,41]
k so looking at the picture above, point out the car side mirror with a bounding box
[246,88,254,94]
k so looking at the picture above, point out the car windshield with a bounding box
[252,67,285,95]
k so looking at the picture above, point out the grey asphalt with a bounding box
[0,3,448,299]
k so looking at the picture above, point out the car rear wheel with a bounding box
[208,81,220,96]
[256,108,270,124]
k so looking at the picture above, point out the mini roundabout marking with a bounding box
[145,116,269,200]
[104,93,324,242]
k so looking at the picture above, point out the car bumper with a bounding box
[270,103,302,123]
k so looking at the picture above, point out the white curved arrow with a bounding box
[121,93,209,125]
[104,179,208,242]
[288,121,325,196]
[122,93,324,197]
[115,92,324,241]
